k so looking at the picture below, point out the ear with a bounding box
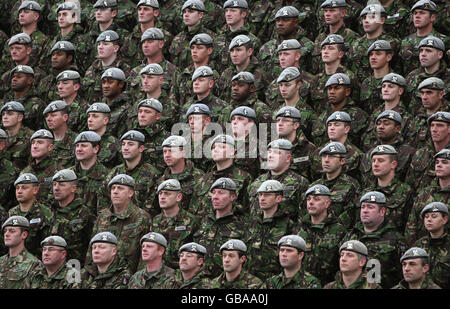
[176,192,183,202]
[156,112,163,121]
[386,53,393,62]
[62,113,69,122]
[204,116,211,126]
[344,87,351,97]
[154,9,160,17]
[344,125,351,134]
[74,83,80,92]
[18,113,24,122]
[112,9,118,18]
[338,50,345,60]
[207,47,213,56]
[247,47,254,57]
[139,144,145,153]
[48,143,54,152]
[293,121,300,130]
[26,46,32,55]
[93,144,100,154]
[295,51,301,62]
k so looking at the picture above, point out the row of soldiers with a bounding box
[0,0,448,289]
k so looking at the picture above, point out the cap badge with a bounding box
[107,71,113,77]
[413,249,419,256]
[149,234,155,240]
[25,175,31,181]
[13,219,18,225]
[347,243,353,249]
[285,110,291,116]
[338,77,344,84]
[191,245,197,252]
[315,187,321,194]
[329,37,335,43]
[370,195,376,202]
[330,146,336,152]
[378,145,384,152]
[60,43,65,49]
[427,40,434,46]
[120,177,125,184]
[266,185,272,191]
[335,113,342,120]
[286,239,292,246]
[92,105,98,111]
[227,243,234,249]
[17,65,23,72]
[63,73,68,78]
[106,35,111,41]
[102,235,108,241]
[283,10,288,16]
[194,106,200,113]
[392,76,397,82]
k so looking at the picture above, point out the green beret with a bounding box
[57,2,77,12]
[277,66,300,83]
[326,111,352,124]
[30,129,53,141]
[86,103,111,114]
[210,177,237,192]
[305,184,331,196]
[257,180,283,193]
[120,130,145,143]
[14,173,39,186]
[230,106,256,120]
[157,179,182,193]
[376,110,402,124]
[93,0,118,8]
[268,139,293,151]
[320,34,345,47]
[140,232,167,247]
[434,148,450,160]
[2,216,30,230]
[319,142,347,155]
[90,232,118,246]
[367,40,391,55]
[192,66,213,81]
[8,33,32,46]
[212,134,235,147]
[11,65,34,76]
[186,103,211,118]
[138,98,163,113]
[101,68,125,81]
[140,63,164,76]
[277,39,301,52]
[96,30,120,43]
[51,41,75,53]
[74,131,101,144]
[108,174,135,188]
[1,101,25,114]
[275,6,299,19]
[382,73,406,87]
[181,0,206,12]
[224,0,248,9]
[400,247,428,263]
[278,235,306,251]
[339,240,368,256]
[0,129,7,139]
[418,77,445,90]
[419,36,445,51]
[321,0,347,8]
[41,235,67,248]
[19,1,41,12]
[229,34,251,50]
[360,4,386,17]
[411,0,437,12]
[360,191,386,204]
[141,28,164,41]
[162,135,187,148]
[276,106,301,119]
[427,112,450,126]
[231,71,255,84]
[43,100,68,115]
[190,33,213,46]
[56,70,80,81]
[137,0,159,8]
[52,169,77,182]
[370,144,398,158]
[420,202,448,218]
[220,239,247,253]
[179,242,207,255]
[325,73,351,87]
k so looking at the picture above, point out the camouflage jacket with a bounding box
[3,126,33,170]
[0,156,19,210]
[324,271,383,289]
[178,92,230,127]
[0,248,41,289]
[392,277,442,289]
[30,263,80,289]
[288,131,319,182]
[52,129,77,168]
[165,269,211,289]
[410,104,450,150]
[66,97,89,133]
[359,75,385,114]
[90,202,151,274]
[97,132,121,169]
[128,264,175,289]
[263,268,322,289]
[81,256,132,289]
[103,92,133,138]
[209,270,263,289]
[382,0,413,40]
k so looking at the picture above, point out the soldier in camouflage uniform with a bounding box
[209,239,263,289]
[263,235,322,289]
[247,180,294,280]
[405,149,450,245]
[296,184,347,285]
[0,129,20,211]
[193,178,249,277]
[29,236,80,289]
[9,173,54,257]
[81,232,132,289]
[49,169,94,266]
[0,216,41,289]
[152,179,200,269]
[324,240,382,289]
[86,0,137,34]
[413,203,449,289]
[392,247,441,289]
[91,174,151,274]
[343,191,407,288]
[128,232,175,289]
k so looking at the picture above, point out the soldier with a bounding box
[0,216,40,289]
[43,100,76,168]
[81,232,131,289]
[91,174,151,273]
[168,0,216,70]
[413,202,449,289]
[400,0,449,76]
[0,101,33,170]
[83,31,131,103]
[263,235,322,289]
[9,173,53,257]
[324,240,382,289]
[29,235,79,289]
[0,129,20,212]
[392,247,441,289]
[128,232,175,289]
[219,34,271,103]
[344,191,406,288]
[85,103,120,168]
[152,179,200,269]
[37,41,78,104]
[247,180,294,280]
[296,184,347,285]
[378,0,412,39]
[209,239,262,288]
[165,242,211,289]
[405,150,450,245]
[311,73,368,148]
[248,139,310,221]
[411,77,449,149]
[193,178,248,277]
[158,135,204,211]
[50,169,94,265]
[360,110,416,187]
[98,130,161,215]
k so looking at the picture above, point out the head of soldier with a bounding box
[419,37,444,70]
[139,63,164,97]
[41,236,67,272]
[210,178,237,217]
[87,103,111,134]
[94,0,118,26]
[375,111,402,144]
[1,102,25,132]
[320,142,347,179]
[257,180,283,217]
[360,5,386,36]
[220,240,247,280]
[190,34,213,65]
[400,247,430,288]
[267,139,293,175]
[109,174,135,211]
[18,2,41,28]
[137,0,160,25]
[74,131,101,164]
[359,192,387,232]
[277,40,301,69]
[192,66,215,99]
[140,232,167,267]
[187,106,211,137]
[428,112,450,144]
[326,74,351,106]
[97,31,120,63]
[277,66,302,102]
[158,179,182,214]
[412,1,437,31]
[101,68,126,101]
[211,135,236,164]
[230,107,256,140]
[57,70,81,100]
[30,130,54,163]
[44,102,69,132]
[120,130,145,164]
[421,202,448,238]
[57,3,77,29]
[278,235,306,275]
[276,107,301,141]
[162,136,187,169]
[229,35,253,69]
[90,232,118,273]
[306,185,331,221]
[179,243,206,280]
[51,42,75,70]
[231,72,256,103]
[275,6,299,39]
[321,36,345,65]
[2,217,29,253]
[0,130,7,153]
[339,240,368,276]
[434,149,450,182]
[182,0,205,29]
[327,112,351,143]
[370,145,398,181]
[368,41,392,71]
[52,170,77,207]
[224,0,248,31]
[419,78,445,112]
[322,0,347,27]
[15,173,39,206]
[141,28,165,59]
[8,34,32,64]
[381,74,405,103]
[11,66,34,93]
[138,98,163,127]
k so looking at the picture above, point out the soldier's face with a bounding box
[95,7,116,23]
[381,82,402,101]
[92,242,117,266]
[183,8,203,27]
[361,13,383,34]
[278,80,299,100]
[423,212,448,233]
[211,142,235,162]
[57,80,78,99]
[11,73,33,92]
[58,10,76,28]
[3,227,27,248]
[371,154,395,178]
[435,157,450,178]
[327,121,349,141]
[121,140,143,161]
[138,6,158,24]
[339,250,365,274]
[15,184,38,203]
[275,17,297,36]
[101,79,123,99]
[163,147,185,167]
[231,81,251,102]
[142,39,162,58]
[9,44,32,63]
[323,8,345,25]
[52,181,76,202]
[276,117,297,138]
[141,74,162,93]
[18,9,39,26]
[190,44,212,64]
[430,121,450,143]
[412,9,435,29]
[258,192,282,211]
[1,111,22,129]
[75,142,98,161]
[31,139,53,160]
[230,46,252,66]
[188,114,208,135]
[141,241,163,263]
[279,246,302,269]
[321,154,343,174]
[88,112,109,131]
[97,41,118,60]
[419,47,442,68]
[110,184,134,207]
[42,246,66,266]
[193,77,213,95]
[51,50,71,69]
[158,190,181,210]
[326,84,348,105]
[277,50,299,68]
[222,250,244,273]
[45,111,68,131]
[321,44,342,64]
[231,115,253,139]
[306,195,330,216]
[267,148,291,172]
[225,8,246,27]
[402,259,429,284]
[376,119,399,142]
[360,202,385,227]
[179,252,203,272]
[369,50,391,70]
[211,189,236,212]
[138,106,161,126]
[420,89,443,110]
